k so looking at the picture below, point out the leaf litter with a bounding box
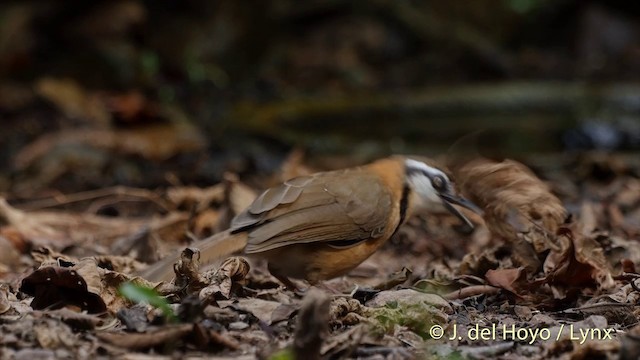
[1,150,640,359]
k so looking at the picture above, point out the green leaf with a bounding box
[268,348,295,360]
[118,282,176,322]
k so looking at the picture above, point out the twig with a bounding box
[443,285,501,300]
[16,186,173,212]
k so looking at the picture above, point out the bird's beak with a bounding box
[439,193,483,229]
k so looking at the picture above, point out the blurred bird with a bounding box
[140,156,481,289]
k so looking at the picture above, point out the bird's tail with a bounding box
[138,229,248,282]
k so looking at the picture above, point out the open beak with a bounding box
[439,193,483,230]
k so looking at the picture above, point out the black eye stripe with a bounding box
[432,175,446,190]
[404,164,449,190]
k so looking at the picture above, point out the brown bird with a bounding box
[140,156,480,288]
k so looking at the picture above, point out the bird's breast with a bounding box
[261,228,396,284]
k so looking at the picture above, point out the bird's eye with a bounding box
[432,175,446,191]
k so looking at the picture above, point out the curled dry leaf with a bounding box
[453,158,567,254]
[373,267,412,290]
[484,267,526,297]
[172,248,206,290]
[455,159,614,295]
[545,223,615,294]
[20,260,107,313]
[200,257,250,302]
[330,297,366,326]
[21,257,153,314]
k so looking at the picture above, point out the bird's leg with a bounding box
[313,281,345,295]
[268,263,305,294]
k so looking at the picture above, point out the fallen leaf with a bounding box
[453,158,567,254]
[485,267,526,296]
[20,262,107,313]
[226,298,288,325]
[544,220,614,294]
[200,257,250,301]
[14,123,207,170]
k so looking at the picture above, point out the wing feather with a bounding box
[231,167,393,253]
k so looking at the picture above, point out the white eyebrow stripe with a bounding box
[404,159,448,180]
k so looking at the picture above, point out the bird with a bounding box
[139,156,481,289]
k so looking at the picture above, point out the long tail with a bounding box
[138,229,248,282]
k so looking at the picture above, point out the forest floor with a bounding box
[1,143,639,360]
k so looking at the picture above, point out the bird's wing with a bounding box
[231,168,393,253]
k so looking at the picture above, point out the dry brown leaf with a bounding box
[199,257,250,302]
[1,197,189,254]
[373,267,412,290]
[21,256,154,314]
[15,123,207,170]
[210,173,258,232]
[224,173,257,215]
[330,297,366,326]
[171,248,207,291]
[224,298,289,325]
[484,267,526,296]
[165,185,225,212]
[0,227,28,253]
[0,197,146,247]
[35,77,111,127]
[20,261,107,313]
[453,158,567,254]
[460,240,540,277]
[193,209,222,236]
[0,231,21,271]
[544,222,614,293]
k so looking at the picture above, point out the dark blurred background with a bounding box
[1,0,640,195]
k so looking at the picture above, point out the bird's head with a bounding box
[404,158,481,229]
